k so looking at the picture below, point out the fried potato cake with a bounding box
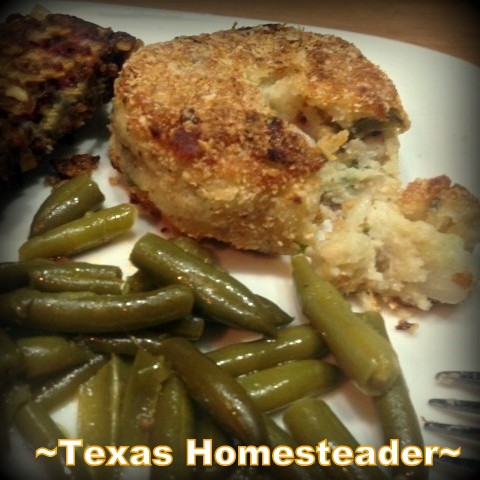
[110,24,479,309]
[110,24,408,254]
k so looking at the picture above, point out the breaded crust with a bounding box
[110,24,409,253]
[400,175,480,250]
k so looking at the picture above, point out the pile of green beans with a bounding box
[130,233,278,335]
[1,174,424,480]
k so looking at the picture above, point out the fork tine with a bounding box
[435,371,480,387]
[423,420,480,442]
[428,398,480,416]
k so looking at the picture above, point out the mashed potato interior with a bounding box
[307,133,479,310]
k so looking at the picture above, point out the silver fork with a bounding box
[424,371,480,474]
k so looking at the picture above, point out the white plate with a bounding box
[1,2,479,480]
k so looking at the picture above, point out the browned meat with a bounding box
[0,6,142,186]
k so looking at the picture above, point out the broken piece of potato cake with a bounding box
[0,6,142,185]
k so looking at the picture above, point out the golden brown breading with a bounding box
[0,6,142,185]
[399,175,480,251]
[110,24,409,253]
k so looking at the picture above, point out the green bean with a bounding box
[360,311,427,480]
[208,324,328,376]
[29,173,105,238]
[283,397,389,480]
[17,335,93,379]
[15,400,92,480]
[130,233,276,336]
[171,237,293,327]
[1,382,31,426]
[291,255,400,396]
[77,355,126,480]
[119,349,170,446]
[194,413,235,480]
[76,332,168,356]
[85,315,204,349]
[0,262,30,293]
[29,270,125,295]
[0,285,194,333]
[255,295,294,327]
[125,269,157,293]
[28,261,123,280]
[0,259,53,293]
[77,315,204,356]
[171,236,216,265]
[159,336,267,445]
[78,355,122,445]
[0,262,32,293]
[162,314,205,340]
[1,382,31,450]
[19,203,136,260]
[0,259,122,294]
[32,354,109,410]
[150,374,195,480]
[237,359,342,412]
[0,328,25,388]
[263,414,326,480]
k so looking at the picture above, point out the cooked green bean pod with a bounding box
[284,397,389,480]
[17,335,93,379]
[172,235,293,328]
[263,414,326,480]
[77,332,167,356]
[237,359,342,412]
[159,336,267,445]
[32,354,109,410]
[19,203,136,260]
[194,413,235,480]
[15,400,92,480]
[0,261,32,293]
[119,349,170,446]
[162,314,205,340]
[0,262,29,293]
[255,295,294,327]
[130,233,276,336]
[171,236,216,265]
[0,328,25,387]
[150,374,195,480]
[291,255,400,396]
[77,355,123,445]
[125,269,157,293]
[360,311,427,480]
[28,261,123,280]
[77,355,127,479]
[0,259,123,294]
[0,285,194,333]
[77,316,204,356]
[1,381,31,450]
[208,324,328,376]
[29,270,125,295]
[1,382,31,427]
[0,260,51,293]
[29,173,105,238]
